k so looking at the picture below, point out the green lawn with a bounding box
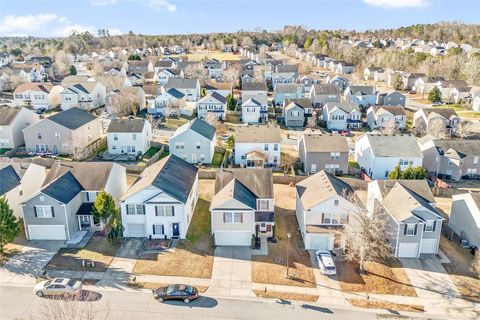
[143,147,160,158]
[348,161,360,169]
[457,111,480,119]
[211,151,224,168]
[0,148,11,155]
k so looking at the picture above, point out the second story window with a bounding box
[126,204,145,215]
[114,134,118,141]
[330,152,340,160]
[132,134,137,141]
[405,224,416,236]
[37,132,42,139]
[274,144,278,151]
[474,156,479,165]
[196,143,201,149]
[54,132,60,139]
[264,144,268,151]
[425,220,436,232]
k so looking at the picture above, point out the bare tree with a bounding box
[204,112,219,126]
[427,118,448,139]
[343,194,394,272]
[111,91,138,117]
[456,120,473,138]
[471,251,480,279]
[379,119,398,134]
[54,50,74,75]
[165,98,185,118]
[305,112,318,129]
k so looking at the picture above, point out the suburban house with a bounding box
[196,91,227,120]
[22,162,127,240]
[154,59,177,74]
[402,73,426,90]
[273,84,304,106]
[60,82,106,111]
[120,155,198,239]
[298,133,349,175]
[151,88,185,115]
[418,137,480,181]
[0,107,40,148]
[272,64,298,87]
[210,168,275,246]
[437,80,469,101]
[241,98,268,124]
[449,87,472,104]
[450,192,480,248]
[128,60,154,74]
[322,102,362,130]
[327,75,349,92]
[0,163,46,218]
[164,78,201,102]
[343,85,377,108]
[205,83,232,98]
[364,67,383,80]
[295,170,356,250]
[13,82,55,110]
[336,61,355,74]
[376,91,406,107]
[366,105,407,131]
[413,108,460,135]
[169,118,216,164]
[413,76,445,94]
[376,181,443,258]
[241,81,268,106]
[23,108,101,156]
[105,86,146,116]
[354,134,423,179]
[156,68,184,86]
[234,125,281,168]
[282,100,308,127]
[107,118,152,156]
[309,84,341,108]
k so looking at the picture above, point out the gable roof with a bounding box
[198,91,227,104]
[284,98,312,109]
[374,179,435,204]
[13,82,53,94]
[312,84,340,95]
[0,165,21,195]
[41,171,84,204]
[210,178,257,210]
[420,108,458,120]
[325,102,357,114]
[235,125,281,143]
[242,81,267,91]
[107,118,147,133]
[0,107,21,126]
[172,118,216,141]
[433,139,480,159]
[347,85,376,96]
[166,88,185,99]
[165,78,199,90]
[362,134,422,158]
[44,162,115,191]
[296,170,354,210]
[301,134,349,153]
[370,105,406,116]
[214,168,273,200]
[276,64,298,73]
[47,108,97,130]
[274,84,302,94]
[123,155,198,203]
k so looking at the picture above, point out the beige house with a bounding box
[23,108,101,156]
[0,107,40,148]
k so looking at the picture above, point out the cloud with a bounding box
[54,24,97,37]
[90,0,117,6]
[0,14,59,33]
[363,0,429,8]
[107,28,123,36]
[148,0,176,12]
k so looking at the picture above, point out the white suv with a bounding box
[315,250,337,275]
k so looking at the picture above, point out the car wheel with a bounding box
[157,297,164,302]
[184,298,190,304]
[36,291,44,297]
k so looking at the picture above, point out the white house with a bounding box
[60,81,106,111]
[322,102,362,130]
[344,85,377,108]
[196,92,227,120]
[241,81,268,106]
[13,82,55,110]
[0,107,40,148]
[107,118,152,155]
[164,78,201,102]
[241,98,268,124]
[150,88,185,115]
[366,106,407,131]
[450,192,480,248]
[354,134,423,179]
[235,125,281,168]
[156,68,183,86]
[120,155,198,239]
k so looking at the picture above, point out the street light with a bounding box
[286,232,291,278]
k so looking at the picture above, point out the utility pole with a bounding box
[286,232,291,278]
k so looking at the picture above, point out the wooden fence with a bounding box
[74,137,107,161]
[431,187,469,197]
[124,144,165,173]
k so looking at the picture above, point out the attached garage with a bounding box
[215,231,251,246]
[420,239,438,254]
[397,243,419,258]
[306,234,332,250]
[126,223,146,237]
[28,225,67,240]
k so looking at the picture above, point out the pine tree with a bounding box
[0,196,19,255]
[428,87,442,103]
[388,165,402,180]
[92,191,119,231]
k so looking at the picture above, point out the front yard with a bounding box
[46,234,121,272]
[252,184,317,288]
[336,259,417,296]
[133,179,215,279]
[440,236,480,303]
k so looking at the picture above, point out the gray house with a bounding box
[273,84,304,106]
[22,162,127,240]
[309,84,341,108]
[298,133,349,175]
[418,137,480,181]
[169,118,216,164]
[282,100,306,127]
[376,91,406,107]
[450,192,480,248]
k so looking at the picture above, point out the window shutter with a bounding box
[321,213,325,224]
[34,206,38,217]
[423,224,426,231]
[155,206,158,216]
[433,221,436,231]
[142,205,146,215]
[171,206,175,216]
[161,225,164,234]
[223,212,226,223]
[403,224,407,235]
[414,224,417,235]
[240,212,243,223]
[51,206,55,218]
[86,192,90,201]
[126,205,130,215]
[152,225,156,234]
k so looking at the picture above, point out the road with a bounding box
[0,284,435,320]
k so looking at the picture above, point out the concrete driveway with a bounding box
[207,246,253,297]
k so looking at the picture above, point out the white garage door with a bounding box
[215,231,251,246]
[127,223,146,237]
[28,225,66,240]
[308,234,331,250]
[397,243,419,258]
[420,239,438,254]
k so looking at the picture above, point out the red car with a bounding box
[340,130,350,136]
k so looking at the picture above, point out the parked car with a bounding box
[432,102,443,106]
[340,130,350,137]
[153,284,199,303]
[33,278,82,297]
[315,250,337,275]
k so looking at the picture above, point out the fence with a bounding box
[124,144,165,174]
[198,169,217,179]
[271,174,368,190]
[431,187,469,197]
[0,157,57,168]
[74,137,107,161]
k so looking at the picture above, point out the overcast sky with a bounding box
[1,0,479,37]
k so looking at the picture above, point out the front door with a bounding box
[172,223,180,238]
[192,154,197,163]
[53,144,58,154]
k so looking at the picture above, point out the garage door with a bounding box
[28,225,66,240]
[308,234,331,250]
[215,231,251,246]
[127,223,146,237]
[397,243,419,258]
[420,239,438,254]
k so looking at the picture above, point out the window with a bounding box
[264,144,269,151]
[126,204,145,215]
[224,212,242,223]
[330,152,340,160]
[334,200,339,206]
[113,134,118,141]
[176,142,184,150]
[132,134,137,141]
[323,213,331,224]
[405,224,416,236]
[474,156,479,165]
[54,132,60,139]
[39,196,45,202]
[34,205,53,218]
[257,200,269,211]
[196,142,201,149]
[153,224,164,235]
[425,220,436,232]
[37,132,42,139]
[86,192,97,202]
[274,144,278,151]
[155,206,174,217]
[399,159,409,166]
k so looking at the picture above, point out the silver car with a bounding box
[33,278,82,297]
[315,250,337,275]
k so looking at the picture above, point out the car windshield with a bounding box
[184,286,194,294]
[67,279,77,287]
[44,280,52,287]
[326,266,336,271]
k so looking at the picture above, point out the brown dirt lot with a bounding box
[133,179,215,279]
[440,236,480,303]
[252,184,316,288]
[337,259,417,296]
[254,290,318,302]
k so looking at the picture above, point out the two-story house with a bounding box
[22,162,127,240]
[151,88,185,115]
[121,155,198,239]
[322,102,362,130]
[164,78,201,102]
[366,105,407,131]
[343,85,377,109]
[13,82,55,110]
[60,82,106,111]
[273,84,304,106]
[234,125,281,168]
[376,91,406,107]
[298,133,349,175]
[282,100,308,127]
[241,98,268,124]
[413,108,461,136]
[196,92,227,120]
[0,107,40,148]
[449,192,480,248]
[241,81,268,106]
[210,168,275,246]
[169,118,216,164]
[156,68,184,86]
[107,118,152,156]
[309,84,341,108]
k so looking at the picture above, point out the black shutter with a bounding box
[126,205,130,215]
[403,224,407,235]
[152,225,156,235]
[51,206,55,217]
[171,206,175,216]
[142,205,146,215]
[155,206,158,216]
[414,224,417,235]
[433,221,437,231]
[86,192,90,201]
[34,206,38,217]
[161,225,164,234]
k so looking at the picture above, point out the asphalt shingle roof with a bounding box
[42,171,84,204]
[107,118,147,133]
[47,108,97,130]
[0,108,21,126]
[0,165,21,195]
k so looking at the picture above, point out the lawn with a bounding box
[133,179,215,279]
[0,148,11,155]
[46,234,121,272]
[348,299,424,313]
[225,114,241,124]
[211,151,224,168]
[254,290,319,302]
[252,184,317,288]
[336,259,417,296]
[457,110,480,120]
[143,147,160,159]
[440,236,480,303]
[128,281,209,292]
[161,117,190,130]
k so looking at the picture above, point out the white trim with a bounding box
[417,222,424,258]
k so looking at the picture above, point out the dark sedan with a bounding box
[153,284,199,303]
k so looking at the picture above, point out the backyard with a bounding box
[252,184,317,288]
[133,179,215,279]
